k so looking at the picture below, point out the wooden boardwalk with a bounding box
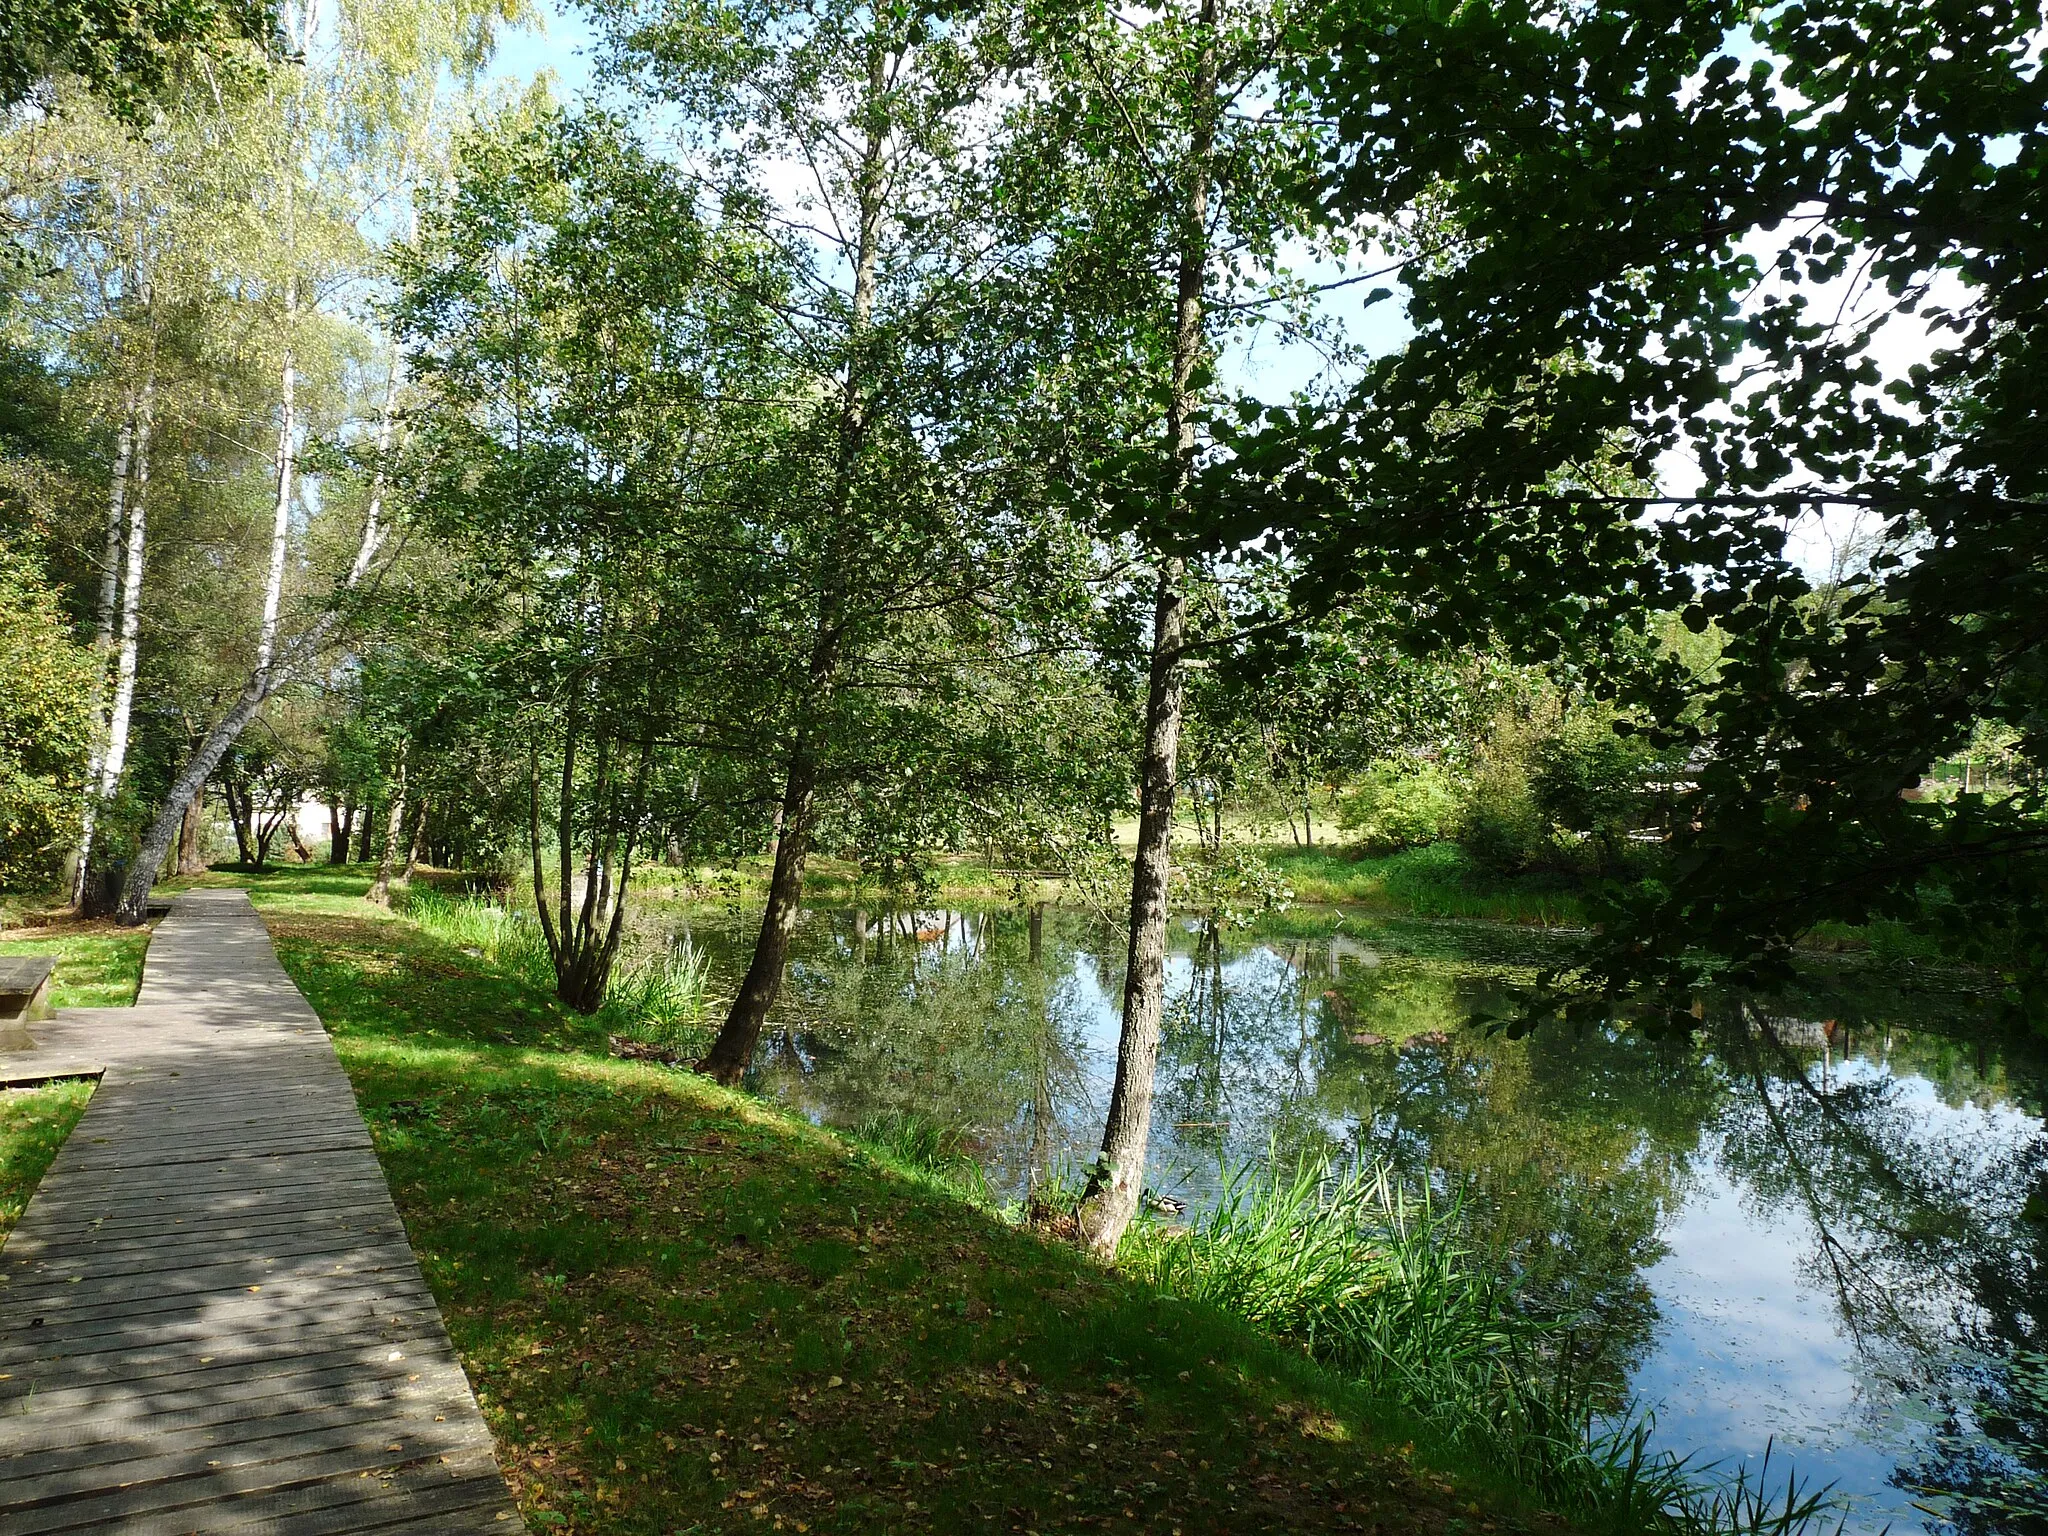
[0,890,524,1533]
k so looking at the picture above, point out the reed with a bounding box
[1120,1159,1842,1536]
[849,1109,992,1205]
[597,937,711,1050]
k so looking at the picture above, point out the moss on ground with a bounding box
[231,865,1553,1536]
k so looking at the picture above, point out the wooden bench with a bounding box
[0,956,56,1046]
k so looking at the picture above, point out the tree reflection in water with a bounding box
[658,898,2046,1535]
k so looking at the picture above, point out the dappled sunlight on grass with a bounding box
[249,870,1532,1536]
[0,922,151,1007]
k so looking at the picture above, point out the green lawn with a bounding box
[0,1080,93,1241]
[231,865,1541,1536]
[0,922,151,1007]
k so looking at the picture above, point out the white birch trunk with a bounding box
[70,398,136,906]
[114,388,391,925]
[97,376,155,805]
[256,291,297,682]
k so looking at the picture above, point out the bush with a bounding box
[1453,702,1674,878]
[0,544,96,892]
[1459,757,1549,873]
[1340,759,1460,852]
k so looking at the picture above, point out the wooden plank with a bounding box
[82,1454,517,1536]
[0,1299,447,1381]
[0,891,524,1533]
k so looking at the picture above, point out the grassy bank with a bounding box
[230,866,1531,1536]
[632,843,1589,929]
[1261,846,1589,928]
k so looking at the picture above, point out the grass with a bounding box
[0,917,151,1006]
[639,842,1591,929]
[0,1080,94,1240]
[1263,846,1590,928]
[401,886,714,1055]
[230,864,1541,1536]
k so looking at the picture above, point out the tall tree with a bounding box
[595,0,1100,1082]
[999,0,1337,1255]
[102,0,525,922]
[1241,0,2048,1025]
[398,99,796,1007]
[0,0,275,121]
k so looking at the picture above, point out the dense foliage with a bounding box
[1212,0,2048,1025]
[0,545,96,890]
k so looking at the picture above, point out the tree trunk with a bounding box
[74,377,154,910]
[256,282,297,682]
[1076,0,1217,1260]
[113,450,390,925]
[1076,561,1190,1256]
[70,393,136,907]
[400,796,429,885]
[224,776,254,866]
[356,794,378,862]
[529,723,651,1013]
[327,799,349,863]
[695,753,819,1085]
[368,752,408,906]
[287,817,312,863]
[176,787,208,876]
[255,800,285,868]
[692,45,885,1085]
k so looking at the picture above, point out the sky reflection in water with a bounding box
[653,899,2046,1536]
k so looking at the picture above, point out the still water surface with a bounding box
[654,899,2045,1535]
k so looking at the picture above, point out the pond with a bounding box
[650,897,2046,1536]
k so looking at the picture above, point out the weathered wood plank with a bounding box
[0,890,524,1533]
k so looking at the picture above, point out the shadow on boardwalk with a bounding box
[0,890,524,1534]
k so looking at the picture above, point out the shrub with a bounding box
[0,545,96,893]
[1459,757,1548,873]
[1340,759,1460,852]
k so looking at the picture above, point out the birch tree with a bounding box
[998,0,1338,1256]
[593,0,1101,1081]
[103,0,526,921]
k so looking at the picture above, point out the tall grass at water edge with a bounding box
[847,1109,994,1204]
[1118,1160,1844,1536]
[400,889,711,1049]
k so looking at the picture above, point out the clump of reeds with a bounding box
[403,888,555,989]
[849,1109,991,1204]
[597,937,711,1051]
[1120,1158,1842,1536]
